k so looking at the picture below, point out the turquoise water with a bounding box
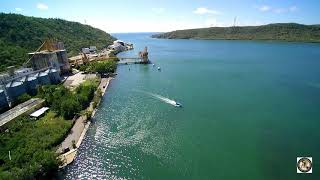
[62,33,320,179]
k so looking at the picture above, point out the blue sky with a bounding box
[1,0,319,33]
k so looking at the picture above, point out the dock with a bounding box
[117,46,150,64]
[117,57,147,64]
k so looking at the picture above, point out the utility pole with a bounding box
[9,151,11,161]
[233,16,237,27]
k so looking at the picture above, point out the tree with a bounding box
[59,97,81,120]
[90,60,117,74]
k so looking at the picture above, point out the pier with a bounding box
[117,46,150,65]
[117,57,146,64]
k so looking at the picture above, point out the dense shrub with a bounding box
[0,112,72,178]
[37,79,98,119]
[77,60,117,74]
[11,93,32,107]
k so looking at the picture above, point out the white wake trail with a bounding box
[135,90,177,106]
[148,93,176,106]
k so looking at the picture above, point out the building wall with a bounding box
[26,75,39,95]
[38,71,51,85]
[0,90,9,112]
[49,69,61,84]
[56,51,70,73]
[30,53,60,71]
[6,81,27,101]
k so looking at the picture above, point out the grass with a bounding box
[0,111,72,179]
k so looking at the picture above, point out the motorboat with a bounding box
[174,102,182,107]
[157,67,161,70]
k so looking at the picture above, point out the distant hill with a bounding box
[0,13,116,72]
[152,23,320,43]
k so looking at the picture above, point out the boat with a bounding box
[157,67,161,70]
[174,102,182,107]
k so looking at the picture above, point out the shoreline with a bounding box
[152,36,320,44]
[57,76,113,168]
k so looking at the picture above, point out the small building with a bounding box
[82,46,97,54]
[107,44,126,54]
[30,107,49,119]
[89,46,97,53]
[82,48,90,54]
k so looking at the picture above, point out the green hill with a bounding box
[0,13,116,71]
[152,23,320,43]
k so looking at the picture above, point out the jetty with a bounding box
[117,46,150,64]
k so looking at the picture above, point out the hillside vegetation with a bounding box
[152,23,320,42]
[0,79,99,178]
[0,13,116,71]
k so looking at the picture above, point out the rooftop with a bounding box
[30,107,49,118]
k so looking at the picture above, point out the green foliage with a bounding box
[0,112,72,179]
[152,23,320,42]
[0,13,116,72]
[78,60,117,74]
[12,93,32,107]
[37,79,98,119]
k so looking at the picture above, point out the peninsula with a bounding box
[152,23,320,43]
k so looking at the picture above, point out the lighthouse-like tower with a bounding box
[139,46,149,64]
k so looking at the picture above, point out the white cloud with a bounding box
[15,8,23,12]
[193,7,220,15]
[151,8,165,14]
[37,3,48,10]
[256,5,298,14]
[259,5,271,12]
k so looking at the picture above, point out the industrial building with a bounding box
[27,40,70,74]
[0,40,70,111]
[28,49,70,74]
[0,67,61,103]
[107,40,133,54]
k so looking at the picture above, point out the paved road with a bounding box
[57,78,111,153]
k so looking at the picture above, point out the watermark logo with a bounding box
[297,157,312,173]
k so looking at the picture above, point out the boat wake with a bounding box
[135,90,181,107]
[148,93,177,106]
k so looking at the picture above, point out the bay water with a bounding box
[62,33,320,180]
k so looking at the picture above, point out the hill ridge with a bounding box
[152,23,320,43]
[0,13,116,71]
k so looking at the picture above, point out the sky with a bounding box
[1,0,320,33]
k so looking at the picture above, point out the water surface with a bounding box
[62,33,320,179]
